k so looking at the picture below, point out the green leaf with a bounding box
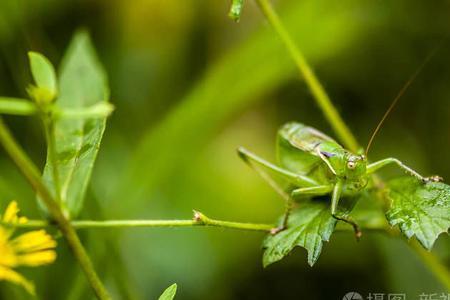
[228,0,244,22]
[28,52,57,102]
[158,284,177,300]
[262,200,336,267]
[39,31,109,217]
[386,177,450,249]
[0,97,37,115]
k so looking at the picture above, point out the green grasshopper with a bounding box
[238,123,441,237]
[238,54,443,238]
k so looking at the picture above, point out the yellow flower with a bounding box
[0,201,57,295]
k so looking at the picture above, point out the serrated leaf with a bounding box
[262,200,336,267]
[386,177,450,249]
[39,31,109,218]
[28,52,57,102]
[158,283,177,300]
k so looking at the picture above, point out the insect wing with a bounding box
[277,123,335,175]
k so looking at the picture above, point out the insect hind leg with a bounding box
[237,147,318,189]
[237,147,319,234]
[265,185,335,235]
[270,200,294,234]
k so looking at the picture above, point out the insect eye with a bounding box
[347,161,356,169]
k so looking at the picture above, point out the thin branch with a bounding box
[0,118,110,300]
[1,211,274,232]
[1,212,392,233]
[0,97,37,115]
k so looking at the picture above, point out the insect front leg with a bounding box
[237,147,319,234]
[331,181,362,240]
[367,158,443,183]
[238,147,319,188]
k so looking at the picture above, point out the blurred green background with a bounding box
[0,0,449,299]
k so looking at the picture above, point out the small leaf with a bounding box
[385,177,450,249]
[0,97,37,115]
[262,200,336,267]
[158,283,177,300]
[28,52,57,102]
[228,0,244,22]
[39,30,110,217]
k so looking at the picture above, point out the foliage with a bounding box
[263,200,336,267]
[28,52,57,104]
[38,31,110,218]
[0,31,112,299]
[386,177,450,249]
[0,0,449,299]
[262,173,450,267]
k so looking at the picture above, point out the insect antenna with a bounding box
[365,40,445,157]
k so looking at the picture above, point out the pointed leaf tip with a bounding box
[158,283,177,300]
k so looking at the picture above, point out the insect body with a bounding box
[238,122,441,237]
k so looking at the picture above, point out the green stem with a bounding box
[1,213,274,232]
[254,0,359,152]
[253,0,450,289]
[193,211,274,231]
[0,118,110,300]
[410,240,450,292]
[0,97,37,115]
[1,214,392,233]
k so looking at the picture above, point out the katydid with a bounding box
[238,123,441,238]
[237,50,443,238]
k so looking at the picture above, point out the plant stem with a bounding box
[2,213,274,232]
[1,214,392,233]
[410,240,450,291]
[254,0,359,152]
[193,210,274,231]
[0,118,110,300]
[0,97,37,115]
[253,0,450,289]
